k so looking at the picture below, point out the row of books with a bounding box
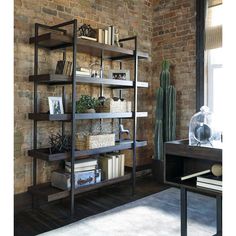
[76,67,91,77]
[197,173,222,192]
[55,60,72,76]
[97,26,116,45]
[64,153,125,180]
[99,153,125,180]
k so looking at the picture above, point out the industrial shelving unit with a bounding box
[28,19,149,216]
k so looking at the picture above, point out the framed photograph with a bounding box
[48,97,64,115]
[109,69,130,80]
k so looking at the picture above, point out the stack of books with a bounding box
[51,158,101,190]
[55,60,72,76]
[65,158,97,173]
[99,153,125,180]
[197,173,222,192]
[97,26,115,45]
[76,67,91,77]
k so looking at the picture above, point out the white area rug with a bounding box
[38,188,216,236]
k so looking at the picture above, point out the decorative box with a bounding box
[76,133,115,150]
[51,169,101,190]
[97,98,131,113]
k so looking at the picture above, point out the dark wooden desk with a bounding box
[164,139,222,236]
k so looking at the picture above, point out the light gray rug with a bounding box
[38,188,216,236]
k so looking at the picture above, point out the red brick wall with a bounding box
[152,0,196,139]
[14,0,196,194]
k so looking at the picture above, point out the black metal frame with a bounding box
[31,20,143,216]
[196,0,207,111]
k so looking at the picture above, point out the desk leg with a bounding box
[216,195,222,235]
[181,187,187,236]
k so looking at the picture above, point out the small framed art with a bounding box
[48,97,64,115]
[109,69,130,80]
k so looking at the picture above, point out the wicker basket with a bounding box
[97,98,131,113]
[76,133,115,150]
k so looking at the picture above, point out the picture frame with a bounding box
[109,69,130,80]
[48,97,64,115]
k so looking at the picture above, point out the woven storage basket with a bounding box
[98,98,131,113]
[76,133,115,150]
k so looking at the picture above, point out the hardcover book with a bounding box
[65,158,97,168]
[197,174,222,186]
[197,181,222,192]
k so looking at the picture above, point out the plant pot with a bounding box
[86,108,96,113]
[152,159,164,184]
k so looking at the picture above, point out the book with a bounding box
[197,181,222,192]
[76,71,90,76]
[181,169,211,181]
[110,25,114,45]
[78,35,97,41]
[65,158,97,168]
[108,26,111,45]
[65,165,96,173]
[97,28,103,43]
[55,60,66,74]
[119,153,125,176]
[104,29,108,44]
[99,156,113,180]
[197,174,222,186]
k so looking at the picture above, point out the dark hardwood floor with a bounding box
[14,175,168,236]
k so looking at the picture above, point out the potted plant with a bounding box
[76,95,100,113]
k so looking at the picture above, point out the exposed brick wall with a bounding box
[152,0,196,139]
[14,0,196,194]
[14,0,153,194]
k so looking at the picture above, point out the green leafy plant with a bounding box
[76,95,100,113]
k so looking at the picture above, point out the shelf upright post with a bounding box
[70,19,77,217]
[32,23,39,207]
[132,36,138,195]
[62,45,67,136]
[119,61,123,140]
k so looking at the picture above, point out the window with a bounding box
[205,1,223,130]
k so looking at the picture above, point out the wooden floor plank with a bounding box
[14,176,167,236]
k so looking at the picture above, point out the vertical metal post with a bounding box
[180,187,187,236]
[62,48,66,136]
[70,19,77,218]
[33,23,39,187]
[119,61,122,141]
[100,50,104,95]
[216,195,222,234]
[132,36,138,195]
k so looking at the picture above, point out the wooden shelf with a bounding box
[29,32,149,60]
[28,112,148,121]
[29,74,149,88]
[28,140,148,161]
[165,178,222,196]
[165,139,222,162]
[28,169,152,202]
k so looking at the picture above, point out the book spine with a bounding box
[197,181,222,191]
[104,29,108,44]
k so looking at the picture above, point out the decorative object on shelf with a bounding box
[211,164,222,177]
[48,133,71,154]
[77,24,97,41]
[109,69,130,80]
[114,28,120,47]
[48,96,64,115]
[51,169,101,190]
[76,133,116,150]
[119,124,130,141]
[154,60,176,161]
[76,95,100,113]
[98,95,106,106]
[90,61,101,79]
[189,106,222,147]
[55,60,72,76]
[96,97,131,113]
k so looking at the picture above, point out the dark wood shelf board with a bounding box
[165,139,222,162]
[28,112,148,121]
[28,74,149,88]
[28,140,147,161]
[29,33,149,60]
[28,169,152,202]
[165,179,222,196]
